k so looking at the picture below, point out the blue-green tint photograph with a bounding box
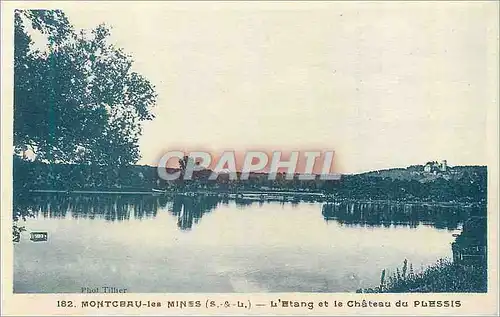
[12,6,489,295]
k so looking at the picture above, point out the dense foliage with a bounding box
[358,258,487,293]
[13,157,487,204]
[14,9,157,165]
[13,9,156,241]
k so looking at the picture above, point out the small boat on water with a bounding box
[152,188,167,195]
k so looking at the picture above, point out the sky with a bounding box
[57,2,497,174]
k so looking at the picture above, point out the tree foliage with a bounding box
[14,9,157,165]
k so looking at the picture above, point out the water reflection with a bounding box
[16,193,221,231]
[14,193,487,293]
[322,201,484,230]
[27,194,159,221]
[14,193,484,231]
[168,195,220,230]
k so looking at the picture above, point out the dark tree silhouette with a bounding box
[13,9,157,242]
[14,9,157,165]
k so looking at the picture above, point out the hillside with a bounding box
[360,164,486,184]
[332,164,487,204]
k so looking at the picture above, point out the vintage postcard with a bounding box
[1,1,499,316]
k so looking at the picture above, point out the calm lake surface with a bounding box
[14,194,471,293]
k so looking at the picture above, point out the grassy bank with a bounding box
[357,258,487,293]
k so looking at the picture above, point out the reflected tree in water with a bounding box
[322,201,485,230]
[13,193,222,232]
[13,193,487,240]
[13,190,36,242]
[169,195,220,230]
[15,194,160,223]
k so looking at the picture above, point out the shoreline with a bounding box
[24,188,485,207]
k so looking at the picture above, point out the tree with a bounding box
[14,9,157,166]
[13,9,157,241]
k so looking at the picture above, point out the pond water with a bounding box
[13,194,470,293]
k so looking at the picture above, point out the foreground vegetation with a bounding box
[358,259,487,293]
